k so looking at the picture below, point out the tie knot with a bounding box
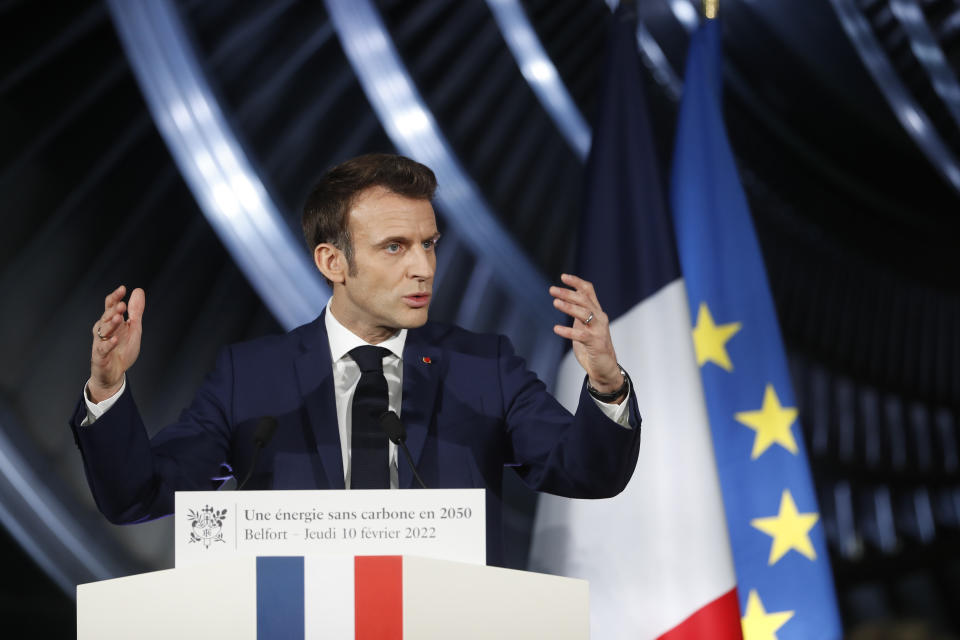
[350,346,391,373]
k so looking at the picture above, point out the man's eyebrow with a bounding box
[372,231,441,245]
[373,235,412,245]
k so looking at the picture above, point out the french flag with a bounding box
[528,4,742,638]
[257,556,402,639]
[253,555,588,638]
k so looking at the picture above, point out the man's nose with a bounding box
[408,246,435,280]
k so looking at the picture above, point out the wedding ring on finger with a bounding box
[97,325,108,341]
[584,312,595,326]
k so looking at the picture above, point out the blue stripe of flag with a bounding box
[257,556,305,639]
[577,3,679,318]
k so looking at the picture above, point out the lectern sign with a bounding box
[175,489,485,568]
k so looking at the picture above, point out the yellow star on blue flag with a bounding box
[741,590,794,640]
[751,490,820,565]
[693,302,741,371]
[735,384,799,459]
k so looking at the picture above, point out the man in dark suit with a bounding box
[72,154,641,565]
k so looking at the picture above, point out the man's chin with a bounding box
[400,306,430,328]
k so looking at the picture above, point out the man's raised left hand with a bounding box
[550,273,625,402]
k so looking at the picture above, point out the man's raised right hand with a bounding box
[87,285,145,403]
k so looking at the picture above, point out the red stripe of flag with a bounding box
[355,556,403,639]
[658,588,743,640]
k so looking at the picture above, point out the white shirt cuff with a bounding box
[81,378,126,426]
[590,380,632,428]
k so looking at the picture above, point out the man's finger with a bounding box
[98,300,126,327]
[127,288,146,323]
[552,298,592,324]
[91,313,116,338]
[94,336,119,358]
[553,324,588,342]
[560,273,600,307]
[103,285,126,311]
[584,309,608,328]
[94,314,122,340]
[549,285,594,311]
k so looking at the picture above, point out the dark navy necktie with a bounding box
[349,345,392,489]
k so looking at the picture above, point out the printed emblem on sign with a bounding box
[187,505,227,549]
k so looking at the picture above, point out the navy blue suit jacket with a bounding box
[71,314,642,565]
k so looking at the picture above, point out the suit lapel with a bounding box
[294,312,346,489]
[400,327,443,489]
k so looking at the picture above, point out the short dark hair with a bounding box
[301,154,438,272]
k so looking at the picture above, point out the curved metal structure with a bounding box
[0,404,124,592]
[637,21,683,101]
[106,0,330,331]
[830,0,960,191]
[489,0,684,146]
[669,0,701,33]
[484,0,591,160]
[890,0,960,132]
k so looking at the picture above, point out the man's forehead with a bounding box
[349,187,438,237]
[351,184,429,206]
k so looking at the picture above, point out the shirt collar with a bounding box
[325,304,407,363]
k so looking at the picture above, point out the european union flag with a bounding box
[670,18,843,639]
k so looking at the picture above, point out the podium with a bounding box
[77,554,588,639]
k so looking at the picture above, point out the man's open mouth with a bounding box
[403,293,431,308]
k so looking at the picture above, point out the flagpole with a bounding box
[703,0,718,19]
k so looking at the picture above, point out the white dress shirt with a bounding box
[324,307,405,489]
[84,306,631,489]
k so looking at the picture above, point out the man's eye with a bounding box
[422,240,434,250]
[386,243,401,253]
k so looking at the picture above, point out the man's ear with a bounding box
[314,243,346,284]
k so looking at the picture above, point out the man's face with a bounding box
[329,186,440,343]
